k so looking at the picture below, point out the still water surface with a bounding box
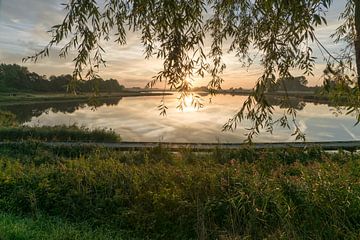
[2,94,360,142]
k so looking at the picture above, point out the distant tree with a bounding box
[49,74,72,92]
[27,72,49,92]
[0,64,50,92]
[269,76,310,92]
[193,86,209,92]
[77,77,124,94]
[0,64,31,91]
[0,64,125,94]
[24,0,359,141]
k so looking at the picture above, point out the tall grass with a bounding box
[0,125,120,142]
[0,145,359,239]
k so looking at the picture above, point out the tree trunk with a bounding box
[355,0,360,87]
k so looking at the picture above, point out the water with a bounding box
[2,94,360,142]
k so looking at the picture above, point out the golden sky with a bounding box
[0,0,348,89]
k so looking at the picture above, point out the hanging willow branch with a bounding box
[24,0,357,141]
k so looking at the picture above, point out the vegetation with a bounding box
[1,2,358,238]
[0,110,120,143]
[0,64,124,94]
[0,144,360,239]
[195,76,322,94]
[0,213,125,240]
[266,76,320,93]
[0,92,121,104]
[0,111,17,127]
[0,125,120,143]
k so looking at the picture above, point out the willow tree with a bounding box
[25,0,360,141]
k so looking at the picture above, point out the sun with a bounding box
[178,94,202,113]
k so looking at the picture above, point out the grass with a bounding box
[0,125,121,143]
[0,92,171,105]
[0,144,360,239]
[0,213,127,240]
[0,92,90,103]
[0,111,120,143]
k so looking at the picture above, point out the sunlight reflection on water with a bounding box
[10,94,360,142]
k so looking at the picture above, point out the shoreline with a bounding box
[0,91,173,106]
[0,90,332,107]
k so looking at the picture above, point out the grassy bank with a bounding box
[0,125,121,142]
[0,144,359,239]
[0,92,172,105]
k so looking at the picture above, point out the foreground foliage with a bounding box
[0,125,120,142]
[0,213,125,240]
[0,144,360,239]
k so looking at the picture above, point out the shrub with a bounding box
[0,147,359,239]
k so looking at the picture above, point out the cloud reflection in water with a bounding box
[15,95,360,143]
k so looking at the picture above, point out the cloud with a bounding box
[0,0,350,88]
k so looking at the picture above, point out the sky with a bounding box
[0,0,348,88]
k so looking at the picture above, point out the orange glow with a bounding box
[177,95,199,113]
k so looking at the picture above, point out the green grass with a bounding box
[0,92,170,105]
[0,213,127,240]
[0,125,121,142]
[0,144,360,239]
[0,93,89,103]
[0,111,121,143]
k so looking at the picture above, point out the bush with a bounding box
[0,147,359,239]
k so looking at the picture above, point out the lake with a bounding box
[2,94,360,142]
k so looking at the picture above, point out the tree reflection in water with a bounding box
[0,94,336,126]
[0,97,122,124]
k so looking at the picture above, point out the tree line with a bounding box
[0,64,124,93]
[265,76,320,93]
[193,76,322,93]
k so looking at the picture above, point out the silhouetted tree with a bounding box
[0,64,125,93]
